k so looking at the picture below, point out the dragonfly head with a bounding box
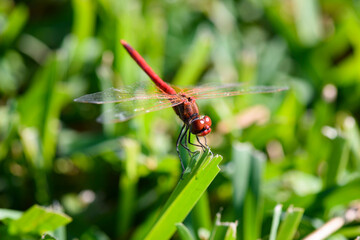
[190,115,212,136]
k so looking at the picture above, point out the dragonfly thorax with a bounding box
[190,115,212,136]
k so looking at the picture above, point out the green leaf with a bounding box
[8,205,72,235]
[276,206,304,240]
[144,150,222,240]
[176,223,196,240]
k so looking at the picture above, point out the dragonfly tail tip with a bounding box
[120,39,128,46]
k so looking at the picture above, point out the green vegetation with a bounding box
[1,0,360,239]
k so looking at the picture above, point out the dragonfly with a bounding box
[75,40,288,172]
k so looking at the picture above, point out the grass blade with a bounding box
[276,206,304,240]
[144,149,222,240]
[293,0,323,45]
[269,204,283,240]
[230,142,265,240]
[72,0,95,40]
[176,223,196,240]
[191,192,212,232]
[209,210,238,240]
[224,222,237,240]
[191,192,212,233]
[116,139,140,237]
[209,210,223,240]
[172,29,212,86]
[343,116,360,169]
[0,209,22,220]
[8,205,71,235]
[324,135,350,187]
[0,4,28,46]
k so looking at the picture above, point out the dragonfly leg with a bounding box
[176,124,187,173]
[195,136,207,151]
[182,127,190,155]
[188,132,203,149]
[177,125,200,178]
[196,136,213,157]
[180,126,195,157]
[202,136,214,157]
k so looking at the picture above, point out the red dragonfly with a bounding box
[75,40,288,171]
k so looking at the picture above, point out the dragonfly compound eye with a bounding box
[203,115,212,127]
[190,116,212,136]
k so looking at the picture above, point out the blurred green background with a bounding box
[1,0,360,239]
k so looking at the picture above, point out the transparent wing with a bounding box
[74,87,173,104]
[75,83,288,123]
[74,84,187,122]
[97,96,183,123]
[181,83,289,99]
